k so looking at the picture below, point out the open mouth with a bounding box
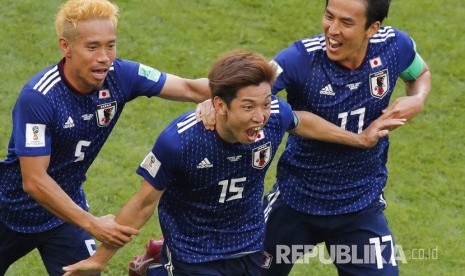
[327,37,342,51]
[91,68,108,81]
[246,126,262,141]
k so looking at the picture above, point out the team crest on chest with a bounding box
[369,69,389,99]
[96,101,117,127]
[252,142,272,169]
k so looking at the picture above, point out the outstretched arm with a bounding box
[289,111,406,149]
[20,156,139,247]
[62,181,163,276]
[157,74,210,103]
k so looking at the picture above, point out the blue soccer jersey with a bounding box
[136,97,295,264]
[272,27,417,215]
[0,58,167,233]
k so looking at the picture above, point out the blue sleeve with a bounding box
[136,123,181,191]
[113,59,168,102]
[276,97,296,132]
[13,88,54,156]
[271,42,309,96]
[395,29,417,73]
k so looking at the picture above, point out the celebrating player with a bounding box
[0,0,210,275]
[62,50,404,276]
[261,0,431,275]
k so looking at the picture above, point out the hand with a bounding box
[382,95,425,122]
[195,99,216,130]
[62,258,104,276]
[359,116,406,148]
[88,214,139,248]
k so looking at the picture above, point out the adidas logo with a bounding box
[196,158,213,169]
[319,84,335,96]
[63,116,75,129]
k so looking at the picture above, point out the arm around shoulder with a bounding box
[157,74,210,103]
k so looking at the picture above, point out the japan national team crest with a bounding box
[369,69,389,99]
[96,101,117,127]
[252,142,272,169]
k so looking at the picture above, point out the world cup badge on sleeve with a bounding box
[252,142,272,169]
[96,101,117,127]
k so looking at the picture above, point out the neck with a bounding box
[215,117,236,144]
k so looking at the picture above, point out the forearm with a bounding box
[93,183,160,266]
[158,74,210,103]
[290,111,364,147]
[185,77,210,103]
[23,174,97,231]
[405,66,431,105]
[114,192,157,230]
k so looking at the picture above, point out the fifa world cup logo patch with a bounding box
[252,142,272,169]
[32,126,39,140]
[369,69,389,99]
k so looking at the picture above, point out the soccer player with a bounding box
[61,50,404,276]
[261,0,431,275]
[0,0,210,275]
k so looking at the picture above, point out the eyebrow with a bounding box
[240,94,272,103]
[325,8,356,23]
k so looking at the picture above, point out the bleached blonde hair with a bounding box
[55,0,119,41]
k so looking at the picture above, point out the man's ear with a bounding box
[366,21,381,39]
[58,37,72,58]
[213,96,227,115]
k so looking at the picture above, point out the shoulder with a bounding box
[296,34,326,57]
[275,34,325,63]
[109,58,139,76]
[17,64,62,110]
[24,63,62,96]
[370,26,413,48]
[157,111,199,148]
[267,96,294,129]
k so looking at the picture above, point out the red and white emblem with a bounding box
[369,69,389,99]
[252,142,272,169]
[99,89,111,99]
[96,101,117,127]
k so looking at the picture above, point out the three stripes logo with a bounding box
[63,116,75,129]
[197,158,213,169]
[319,84,335,96]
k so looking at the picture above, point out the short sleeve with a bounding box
[271,42,308,96]
[13,89,54,156]
[113,59,168,101]
[136,124,181,191]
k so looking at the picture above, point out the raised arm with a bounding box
[383,62,431,121]
[157,74,210,103]
[62,181,163,275]
[289,111,406,149]
[20,156,139,247]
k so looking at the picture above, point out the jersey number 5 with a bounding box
[74,140,91,162]
[218,177,246,203]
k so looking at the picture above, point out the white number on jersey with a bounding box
[74,140,91,162]
[338,107,366,133]
[218,177,246,203]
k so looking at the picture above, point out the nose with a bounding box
[328,21,341,35]
[252,108,266,123]
[97,48,110,63]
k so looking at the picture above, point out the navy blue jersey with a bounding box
[137,97,295,264]
[0,58,167,233]
[272,27,416,215]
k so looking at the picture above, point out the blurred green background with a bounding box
[1,0,463,275]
